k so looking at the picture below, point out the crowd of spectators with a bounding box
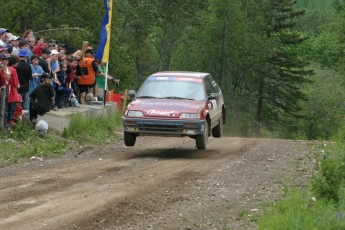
[0,28,118,129]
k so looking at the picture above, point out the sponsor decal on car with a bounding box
[146,110,176,117]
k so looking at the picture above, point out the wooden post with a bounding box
[122,89,128,113]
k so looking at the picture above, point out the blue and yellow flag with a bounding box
[95,0,113,63]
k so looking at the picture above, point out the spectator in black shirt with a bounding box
[39,48,50,73]
[29,73,55,122]
[16,49,32,110]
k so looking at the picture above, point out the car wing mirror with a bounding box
[208,93,218,100]
[128,90,136,97]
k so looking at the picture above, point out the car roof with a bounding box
[151,71,210,78]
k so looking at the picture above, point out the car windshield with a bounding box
[136,79,206,101]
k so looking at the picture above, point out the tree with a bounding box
[253,0,312,135]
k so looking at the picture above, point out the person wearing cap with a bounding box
[6,55,20,127]
[76,49,98,104]
[8,35,20,55]
[48,49,60,76]
[29,72,55,122]
[54,62,72,109]
[16,49,32,111]
[0,29,9,47]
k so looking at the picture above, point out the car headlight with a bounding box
[180,113,201,119]
[126,110,144,117]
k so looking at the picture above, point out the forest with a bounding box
[0,0,344,140]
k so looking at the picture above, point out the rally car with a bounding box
[122,71,226,150]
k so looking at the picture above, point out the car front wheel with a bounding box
[196,121,208,150]
[124,131,136,146]
[212,114,223,138]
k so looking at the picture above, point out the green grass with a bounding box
[258,123,345,230]
[0,112,123,163]
[258,188,345,230]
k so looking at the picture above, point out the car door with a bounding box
[204,75,222,128]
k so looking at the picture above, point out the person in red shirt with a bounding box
[33,35,44,57]
[7,56,20,127]
[14,94,23,123]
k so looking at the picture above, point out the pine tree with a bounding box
[254,0,312,135]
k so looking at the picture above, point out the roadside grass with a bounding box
[0,112,122,164]
[258,123,345,230]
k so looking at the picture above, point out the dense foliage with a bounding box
[0,0,344,139]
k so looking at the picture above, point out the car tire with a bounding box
[196,121,208,150]
[212,114,223,138]
[124,131,136,146]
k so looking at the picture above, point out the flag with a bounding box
[95,0,113,63]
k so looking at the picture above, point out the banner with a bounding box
[95,0,113,63]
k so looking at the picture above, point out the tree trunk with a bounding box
[167,19,176,71]
[158,30,167,72]
[255,77,264,136]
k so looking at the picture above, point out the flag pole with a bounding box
[103,62,109,106]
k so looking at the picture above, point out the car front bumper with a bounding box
[122,117,206,136]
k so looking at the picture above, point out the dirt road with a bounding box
[0,136,313,230]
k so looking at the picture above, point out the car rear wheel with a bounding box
[196,122,208,150]
[212,114,223,138]
[124,131,136,146]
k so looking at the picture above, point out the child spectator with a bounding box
[29,54,44,95]
[14,94,23,123]
[54,63,72,109]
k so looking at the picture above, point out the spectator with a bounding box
[66,56,79,96]
[54,63,72,109]
[95,60,117,101]
[14,94,23,123]
[77,49,98,104]
[47,49,60,76]
[38,48,50,73]
[29,73,54,123]
[0,54,11,128]
[0,29,9,47]
[16,49,32,111]
[33,35,44,56]
[23,30,34,40]
[29,54,44,95]
[8,35,20,55]
[27,37,35,61]
[6,55,20,127]
[17,39,29,58]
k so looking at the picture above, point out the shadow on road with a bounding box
[126,148,216,160]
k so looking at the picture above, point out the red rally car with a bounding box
[122,71,226,150]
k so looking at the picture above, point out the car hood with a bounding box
[127,99,205,118]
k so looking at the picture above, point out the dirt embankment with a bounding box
[0,136,313,230]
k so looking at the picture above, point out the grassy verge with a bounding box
[258,123,345,229]
[0,112,123,164]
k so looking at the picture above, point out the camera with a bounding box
[111,78,120,87]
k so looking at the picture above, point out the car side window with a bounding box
[204,75,217,95]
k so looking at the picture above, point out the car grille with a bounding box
[137,121,183,133]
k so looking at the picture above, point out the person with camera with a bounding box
[95,60,119,101]
[29,73,55,123]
